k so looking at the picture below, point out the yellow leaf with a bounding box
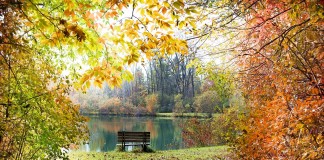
[163,1,170,7]
[179,21,186,29]
[139,8,146,16]
[185,9,190,14]
[173,1,184,9]
[145,51,154,59]
[189,21,196,28]
[122,70,134,81]
[173,2,181,9]
[94,79,102,88]
[146,41,156,49]
[161,22,171,29]
[85,81,90,88]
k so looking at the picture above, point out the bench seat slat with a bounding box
[118,131,149,134]
[118,135,150,137]
[117,135,150,137]
[118,136,150,138]
[118,131,150,134]
[117,138,150,141]
[117,140,150,142]
[116,143,150,146]
[118,134,150,136]
[117,137,150,139]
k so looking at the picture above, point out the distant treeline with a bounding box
[70,56,243,116]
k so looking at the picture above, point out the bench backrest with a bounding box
[117,131,150,143]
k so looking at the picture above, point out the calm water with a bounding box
[78,115,185,152]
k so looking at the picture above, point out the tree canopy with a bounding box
[0,0,191,159]
[191,0,323,159]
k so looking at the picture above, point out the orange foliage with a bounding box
[99,97,122,114]
[145,94,159,114]
[235,0,324,159]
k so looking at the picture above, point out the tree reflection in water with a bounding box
[77,116,184,152]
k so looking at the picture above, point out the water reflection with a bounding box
[78,115,184,152]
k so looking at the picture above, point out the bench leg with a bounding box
[141,144,147,152]
[122,143,125,151]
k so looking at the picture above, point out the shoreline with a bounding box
[80,112,218,118]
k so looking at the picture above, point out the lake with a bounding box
[78,115,186,152]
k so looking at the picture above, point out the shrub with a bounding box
[145,94,159,114]
[98,97,121,114]
[173,94,185,114]
[194,90,221,114]
[134,106,149,116]
[180,118,215,147]
[181,106,245,147]
[212,106,245,145]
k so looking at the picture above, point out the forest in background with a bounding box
[70,55,243,115]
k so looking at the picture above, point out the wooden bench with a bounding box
[117,131,150,151]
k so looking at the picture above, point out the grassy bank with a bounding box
[82,112,219,118]
[69,146,230,160]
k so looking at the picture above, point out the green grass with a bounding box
[68,146,230,160]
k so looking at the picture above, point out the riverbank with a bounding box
[69,146,230,160]
[81,112,218,118]
[156,113,218,118]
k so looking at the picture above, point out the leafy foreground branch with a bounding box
[0,0,193,159]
